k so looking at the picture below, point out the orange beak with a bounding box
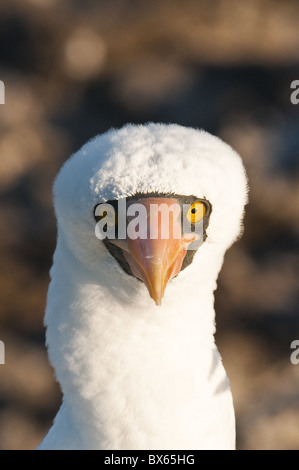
[111,198,196,305]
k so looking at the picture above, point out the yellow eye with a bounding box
[95,204,118,226]
[101,209,118,226]
[186,202,206,224]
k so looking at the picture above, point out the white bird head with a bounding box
[53,123,248,307]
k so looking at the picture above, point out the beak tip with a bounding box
[151,291,163,306]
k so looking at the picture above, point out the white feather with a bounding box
[37,123,248,450]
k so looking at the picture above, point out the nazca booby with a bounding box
[37,123,248,450]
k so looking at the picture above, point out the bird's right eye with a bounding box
[94,204,118,226]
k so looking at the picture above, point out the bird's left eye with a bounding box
[186,201,206,224]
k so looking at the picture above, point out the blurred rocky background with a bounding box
[0,0,298,450]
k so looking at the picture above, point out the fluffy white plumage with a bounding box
[37,123,248,450]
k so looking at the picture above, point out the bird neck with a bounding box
[44,236,228,449]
